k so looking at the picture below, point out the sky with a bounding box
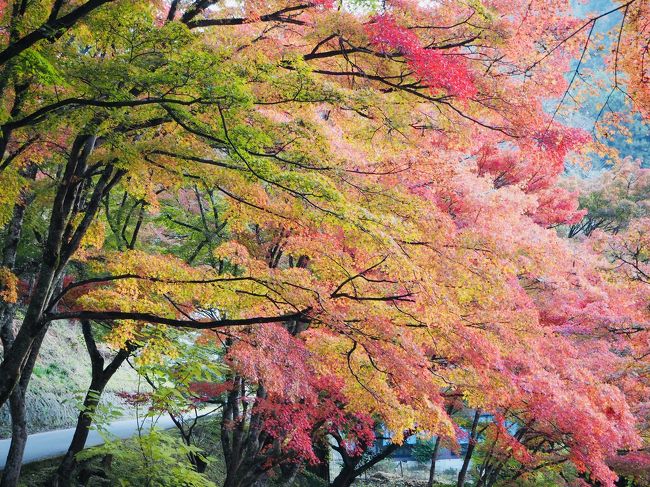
[560,0,649,168]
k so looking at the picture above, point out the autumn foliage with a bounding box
[0,0,648,486]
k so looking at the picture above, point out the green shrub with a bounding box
[78,428,216,487]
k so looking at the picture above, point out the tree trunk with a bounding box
[49,320,131,486]
[329,440,399,487]
[457,410,481,487]
[307,440,330,482]
[279,463,299,487]
[50,377,106,487]
[0,264,56,403]
[0,166,38,487]
[223,467,264,487]
[0,387,28,487]
[330,464,356,487]
[221,378,270,487]
[427,436,442,487]
[190,453,208,474]
[0,326,47,487]
[0,137,119,409]
[0,303,20,487]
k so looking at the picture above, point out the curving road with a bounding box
[0,416,177,469]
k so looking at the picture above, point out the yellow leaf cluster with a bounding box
[0,267,18,304]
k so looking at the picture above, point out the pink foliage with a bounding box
[188,381,233,404]
[220,326,378,465]
[366,15,477,98]
[116,391,153,406]
[532,187,587,227]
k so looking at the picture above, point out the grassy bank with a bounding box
[0,318,141,438]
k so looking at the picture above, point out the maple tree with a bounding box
[565,159,650,238]
[590,219,650,485]
[0,0,648,486]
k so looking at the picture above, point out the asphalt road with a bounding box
[0,416,177,468]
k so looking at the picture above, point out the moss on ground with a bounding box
[16,458,56,487]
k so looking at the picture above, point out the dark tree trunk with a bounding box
[457,410,481,487]
[222,466,265,487]
[190,454,208,474]
[0,171,41,487]
[279,463,300,486]
[221,378,269,487]
[173,417,208,475]
[0,388,28,487]
[0,327,47,487]
[481,461,506,487]
[50,376,106,487]
[426,436,442,487]
[329,437,400,487]
[307,440,330,482]
[48,320,132,486]
[220,274,314,487]
[0,136,121,409]
[615,476,632,487]
[330,464,356,487]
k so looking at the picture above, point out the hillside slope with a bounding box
[0,319,140,438]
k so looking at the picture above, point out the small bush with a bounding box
[78,429,216,487]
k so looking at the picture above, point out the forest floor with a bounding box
[17,459,454,487]
[13,417,456,486]
[353,470,456,487]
